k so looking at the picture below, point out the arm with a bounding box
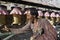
[19,21,31,33]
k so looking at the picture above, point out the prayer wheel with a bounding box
[44,11,50,20]
[56,13,60,22]
[10,7,22,25]
[38,10,43,19]
[0,5,7,25]
[0,5,10,32]
[50,12,56,25]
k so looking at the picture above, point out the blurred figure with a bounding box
[9,8,57,40]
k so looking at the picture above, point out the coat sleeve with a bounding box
[19,21,31,33]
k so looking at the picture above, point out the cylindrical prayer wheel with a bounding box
[10,7,22,25]
[0,5,10,32]
[0,5,7,25]
[38,10,43,19]
[44,11,50,20]
[0,10,7,25]
[56,13,60,22]
[50,12,56,25]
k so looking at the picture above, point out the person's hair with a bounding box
[30,9,38,19]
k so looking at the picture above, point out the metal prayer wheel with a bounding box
[0,5,10,32]
[0,11,6,25]
[50,12,56,25]
[44,11,50,20]
[10,7,22,25]
[38,10,43,19]
[0,5,7,25]
[56,13,60,22]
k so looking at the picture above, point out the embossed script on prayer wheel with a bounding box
[10,8,22,25]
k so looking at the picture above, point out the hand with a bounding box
[1,25,10,32]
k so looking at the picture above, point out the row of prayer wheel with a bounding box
[0,5,60,26]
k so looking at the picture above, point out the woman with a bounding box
[9,8,57,40]
[31,19,57,40]
[20,8,57,40]
[30,11,57,40]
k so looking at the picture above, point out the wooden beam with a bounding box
[0,0,60,10]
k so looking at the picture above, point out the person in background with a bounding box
[9,8,57,40]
